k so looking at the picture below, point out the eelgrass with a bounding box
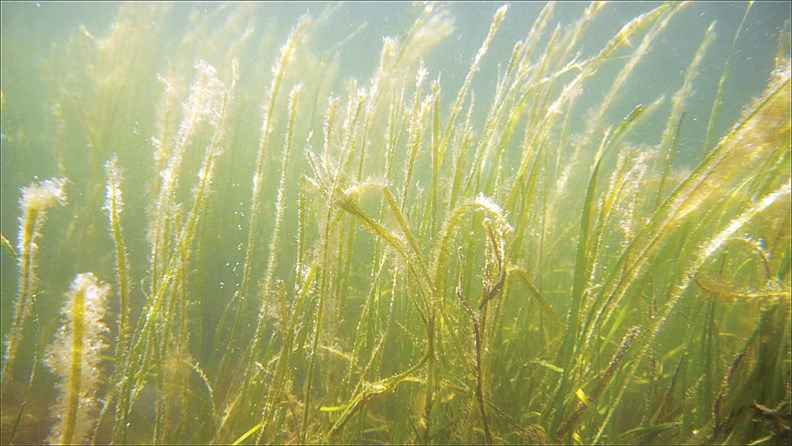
[1,178,66,388]
[45,273,110,445]
[0,2,790,445]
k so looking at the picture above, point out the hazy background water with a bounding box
[2,0,789,351]
[3,0,788,303]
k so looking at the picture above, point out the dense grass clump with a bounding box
[1,2,790,444]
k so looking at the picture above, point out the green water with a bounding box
[1,2,790,444]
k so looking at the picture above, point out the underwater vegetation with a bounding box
[0,2,790,444]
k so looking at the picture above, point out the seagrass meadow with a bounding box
[0,1,790,444]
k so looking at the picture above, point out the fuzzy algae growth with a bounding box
[0,2,790,444]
